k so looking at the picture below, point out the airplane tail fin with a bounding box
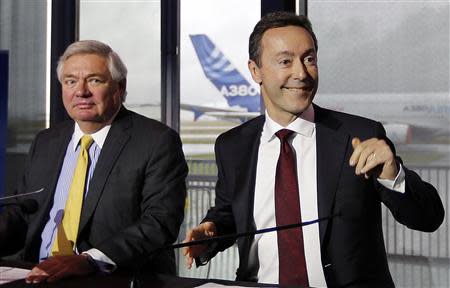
[189,34,260,112]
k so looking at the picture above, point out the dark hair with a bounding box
[249,11,318,66]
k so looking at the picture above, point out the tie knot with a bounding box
[275,129,295,142]
[80,135,93,150]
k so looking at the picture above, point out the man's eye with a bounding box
[280,59,291,65]
[89,78,103,85]
[64,79,76,86]
[304,56,317,65]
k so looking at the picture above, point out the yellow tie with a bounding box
[51,135,93,256]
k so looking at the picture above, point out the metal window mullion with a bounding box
[161,0,180,131]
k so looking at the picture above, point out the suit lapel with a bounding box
[26,122,74,259]
[233,116,265,233]
[314,105,350,245]
[40,124,74,214]
[229,116,264,275]
[78,108,132,233]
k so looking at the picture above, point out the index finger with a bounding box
[349,137,361,166]
[26,266,50,283]
[352,137,361,149]
[182,229,195,256]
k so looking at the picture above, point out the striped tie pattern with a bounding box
[51,135,93,256]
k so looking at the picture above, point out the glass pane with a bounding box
[179,0,261,280]
[79,0,161,121]
[309,2,450,287]
[0,0,48,195]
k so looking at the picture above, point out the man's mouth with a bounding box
[74,102,94,109]
[283,86,311,91]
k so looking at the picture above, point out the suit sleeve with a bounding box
[375,122,444,232]
[94,128,188,267]
[0,134,38,256]
[378,166,444,232]
[200,136,238,260]
[0,206,28,256]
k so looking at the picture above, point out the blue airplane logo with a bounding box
[183,34,261,121]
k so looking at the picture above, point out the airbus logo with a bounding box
[220,85,259,97]
[403,105,450,115]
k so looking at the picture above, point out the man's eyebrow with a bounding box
[302,48,316,57]
[63,73,105,79]
[62,73,77,79]
[275,51,295,58]
[275,48,316,58]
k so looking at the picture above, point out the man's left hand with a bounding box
[25,255,95,284]
[350,137,398,180]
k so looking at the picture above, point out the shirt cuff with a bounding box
[82,249,116,274]
[377,163,405,193]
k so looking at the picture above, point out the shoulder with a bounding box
[314,104,382,136]
[214,115,264,159]
[32,120,73,143]
[216,115,265,145]
[115,108,179,139]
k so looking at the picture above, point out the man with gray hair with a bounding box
[0,40,188,283]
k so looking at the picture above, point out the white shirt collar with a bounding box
[71,123,111,150]
[262,104,315,143]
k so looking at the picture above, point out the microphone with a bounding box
[169,212,340,250]
[0,198,39,214]
[0,188,44,201]
[0,189,43,214]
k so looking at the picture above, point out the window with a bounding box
[179,0,261,279]
[0,0,48,194]
[309,2,450,286]
[79,0,161,121]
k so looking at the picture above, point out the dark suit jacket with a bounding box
[0,107,188,275]
[203,104,444,287]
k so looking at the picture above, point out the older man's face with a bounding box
[61,53,123,127]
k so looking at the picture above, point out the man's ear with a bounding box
[248,60,262,85]
[119,79,127,102]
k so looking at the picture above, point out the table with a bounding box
[0,261,279,288]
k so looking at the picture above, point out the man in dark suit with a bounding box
[0,40,188,283]
[183,12,444,287]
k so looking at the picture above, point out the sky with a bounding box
[309,2,449,94]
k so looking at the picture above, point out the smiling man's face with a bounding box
[248,25,318,126]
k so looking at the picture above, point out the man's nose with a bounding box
[292,61,308,80]
[75,81,91,97]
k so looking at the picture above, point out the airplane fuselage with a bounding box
[315,92,449,130]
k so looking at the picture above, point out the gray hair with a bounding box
[56,40,128,99]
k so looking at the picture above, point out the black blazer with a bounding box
[0,107,188,275]
[203,104,444,287]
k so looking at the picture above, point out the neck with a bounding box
[267,112,299,127]
[265,104,314,127]
[76,105,121,134]
[77,121,108,134]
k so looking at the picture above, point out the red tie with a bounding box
[275,129,308,287]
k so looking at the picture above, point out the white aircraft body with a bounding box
[314,92,450,143]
